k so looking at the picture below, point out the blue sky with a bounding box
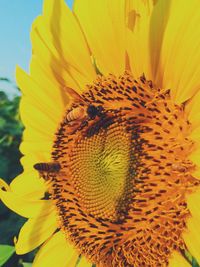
[0,0,73,96]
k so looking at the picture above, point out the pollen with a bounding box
[42,72,199,266]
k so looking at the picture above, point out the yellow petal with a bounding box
[78,256,91,267]
[149,0,171,85]
[0,179,10,192]
[31,22,80,92]
[126,0,154,79]
[29,57,69,108]
[186,187,200,225]
[183,216,200,265]
[15,209,57,254]
[188,126,200,142]
[188,127,200,179]
[16,66,66,175]
[188,127,200,172]
[0,187,53,218]
[184,187,200,263]
[31,0,96,92]
[186,91,200,129]
[10,172,46,200]
[16,66,65,123]
[20,141,52,157]
[74,0,126,76]
[33,231,79,267]
[188,147,200,168]
[168,251,191,267]
[22,127,53,143]
[159,0,200,104]
[43,0,97,85]
[126,0,171,84]
[191,168,200,180]
[19,97,56,139]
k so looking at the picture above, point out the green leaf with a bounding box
[0,78,11,83]
[0,245,15,266]
[22,263,32,267]
[192,258,200,267]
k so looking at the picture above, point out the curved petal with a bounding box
[126,0,171,82]
[16,67,65,124]
[74,0,126,76]
[20,142,52,160]
[0,179,10,192]
[33,231,79,267]
[0,186,53,218]
[186,91,200,129]
[182,216,200,265]
[29,57,69,109]
[188,147,200,170]
[78,257,92,267]
[10,172,46,200]
[191,169,200,180]
[186,188,200,226]
[188,126,200,179]
[126,0,153,79]
[31,0,96,92]
[168,251,191,267]
[149,0,171,84]
[159,0,200,104]
[183,188,200,264]
[19,97,56,142]
[15,209,57,254]
[16,66,59,172]
[189,126,200,142]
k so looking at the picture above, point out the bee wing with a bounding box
[39,171,53,182]
[34,162,61,181]
[63,86,85,104]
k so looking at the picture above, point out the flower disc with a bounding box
[40,72,199,267]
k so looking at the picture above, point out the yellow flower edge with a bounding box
[0,0,200,266]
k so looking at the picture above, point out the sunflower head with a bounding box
[1,0,200,266]
[34,71,199,266]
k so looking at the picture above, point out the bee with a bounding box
[66,106,86,122]
[34,162,61,172]
[87,105,104,119]
[66,105,104,123]
[64,86,104,122]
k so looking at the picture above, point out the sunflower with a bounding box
[1,0,200,266]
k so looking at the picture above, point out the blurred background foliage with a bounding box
[0,79,33,266]
[0,83,23,181]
